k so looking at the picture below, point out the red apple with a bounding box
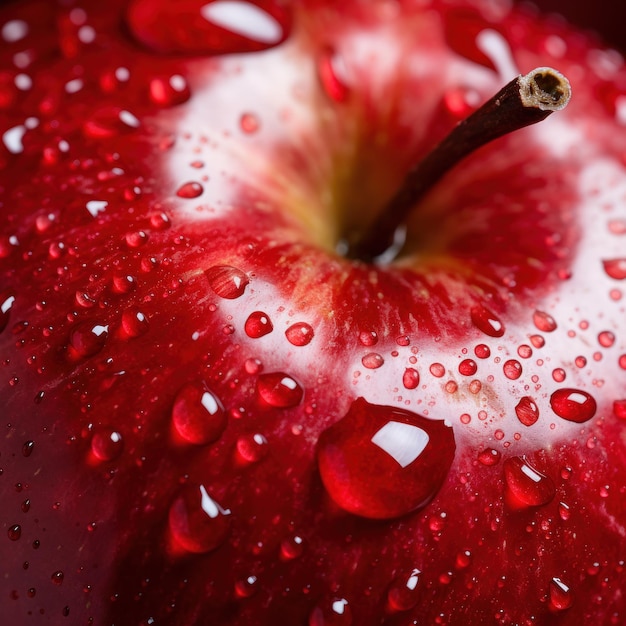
[1,0,625,624]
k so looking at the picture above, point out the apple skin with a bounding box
[1,0,625,625]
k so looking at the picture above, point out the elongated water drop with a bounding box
[503,456,555,509]
[470,305,505,337]
[205,265,249,299]
[550,388,597,423]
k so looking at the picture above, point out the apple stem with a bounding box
[348,67,572,262]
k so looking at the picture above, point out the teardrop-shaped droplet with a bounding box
[533,310,557,332]
[386,568,422,612]
[603,258,626,280]
[244,311,273,338]
[7,524,22,541]
[168,484,231,554]
[256,372,303,408]
[402,368,420,390]
[285,322,314,346]
[549,577,573,611]
[317,398,456,519]
[550,388,597,423]
[503,456,555,510]
[515,396,539,426]
[205,265,249,299]
[91,429,124,461]
[176,181,204,198]
[0,290,15,333]
[127,0,290,55]
[309,597,352,626]
[69,322,109,358]
[470,305,505,337]
[172,382,227,445]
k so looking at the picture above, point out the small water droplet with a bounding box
[69,322,109,358]
[125,230,148,248]
[603,258,626,280]
[234,575,258,598]
[533,310,557,332]
[285,322,314,346]
[598,330,615,347]
[515,396,539,426]
[8,524,21,541]
[429,362,445,378]
[91,429,124,461]
[149,74,191,106]
[240,112,260,133]
[257,372,303,408]
[386,568,422,612]
[176,181,204,198]
[205,265,249,299]
[458,359,477,376]
[402,368,420,390]
[244,358,262,375]
[318,47,350,102]
[549,577,573,611]
[172,382,227,445]
[317,398,456,519]
[244,311,273,338]
[550,389,597,423]
[168,484,231,554]
[552,368,566,383]
[112,274,137,294]
[503,359,522,380]
[120,307,149,338]
[503,456,555,509]
[83,107,140,138]
[474,344,491,359]
[575,356,587,368]
[280,534,304,560]
[22,440,34,457]
[309,597,352,626]
[558,501,571,520]
[235,433,268,464]
[517,344,532,358]
[362,353,384,369]
[51,571,64,585]
[620,354,626,370]
[530,335,545,348]
[470,305,505,337]
[1,290,16,333]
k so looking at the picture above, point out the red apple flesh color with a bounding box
[1,1,625,625]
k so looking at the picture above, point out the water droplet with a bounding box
[550,389,597,423]
[112,274,137,294]
[285,322,314,346]
[358,330,378,346]
[429,362,445,378]
[533,310,557,332]
[386,568,422,612]
[240,112,259,133]
[172,382,227,445]
[614,399,626,419]
[552,368,566,383]
[69,322,109,358]
[318,47,350,102]
[549,577,573,611]
[234,575,258,598]
[205,265,249,299]
[168,484,231,554]
[176,181,204,198]
[244,311,273,338]
[396,335,410,346]
[503,359,522,380]
[244,358,262,374]
[51,571,64,585]
[125,230,148,248]
[517,344,532,359]
[149,74,190,106]
[458,358,477,376]
[8,524,21,541]
[470,305,504,337]
[309,597,352,626]
[83,107,140,138]
[515,396,539,426]
[530,334,545,348]
[402,368,420,390]
[1,290,16,333]
[91,429,124,461]
[474,344,491,359]
[620,354,626,370]
[22,440,34,457]
[127,0,289,55]
[257,372,303,408]
[503,456,555,509]
[362,353,384,369]
[558,501,571,520]
[598,330,615,347]
[120,307,149,338]
[280,534,304,560]
[235,433,268,464]
[603,258,626,280]
[317,398,456,519]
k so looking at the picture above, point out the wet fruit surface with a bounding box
[1,0,625,625]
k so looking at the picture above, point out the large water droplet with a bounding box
[386,568,422,612]
[515,396,539,426]
[285,322,314,346]
[256,372,303,408]
[205,265,249,299]
[69,322,109,358]
[168,484,231,554]
[503,456,555,509]
[603,258,626,280]
[470,305,505,337]
[317,398,456,519]
[127,0,289,55]
[549,577,573,611]
[172,382,227,445]
[244,311,273,338]
[550,389,597,423]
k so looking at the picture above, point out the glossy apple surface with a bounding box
[1,0,625,624]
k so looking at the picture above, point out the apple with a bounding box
[1,0,625,625]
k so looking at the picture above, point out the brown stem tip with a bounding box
[349,67,572,262]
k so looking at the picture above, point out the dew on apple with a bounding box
[318,47,350,103]
[558,501,571,521]
[470,305,505,337]
[549,577,573,611]
[280,534,304,560]
[7,524,21,541]
[549,388,597,423]
[176,181,204,199]
[503,456,555,509]
[362,352,384,369]
[51,570,64,585]
[530,334,545,348]
[69,322,109,358]
[83,107,140,138]
[503,359,522,380]
[112,273,137,294]
[474,344,491,358]
[235,433,268,464]
[234,575,258,599]
[316,398,456,519]
[515,396,539,426]
[244,357,262,374]
[244,311,273,338]
[517,344,533,358]
[90,429,124,462]
[458,358,477,376]
[0,290,15,332]
[598,330,615,347]
[533,310,557,332]
[552,368,566,382]
[256,372,303,408]
[22,440,34,457]
[309,596,352,626]
[429,362,445,377]
[386,568,422,612]
[149,74,190,106]
[240,112,259,134]
[603,258,626,279]
[285,322,314,346]
[168,484,231,554]
[172,382,227,445]
[402,367,420,390]
[205,265,249,299]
